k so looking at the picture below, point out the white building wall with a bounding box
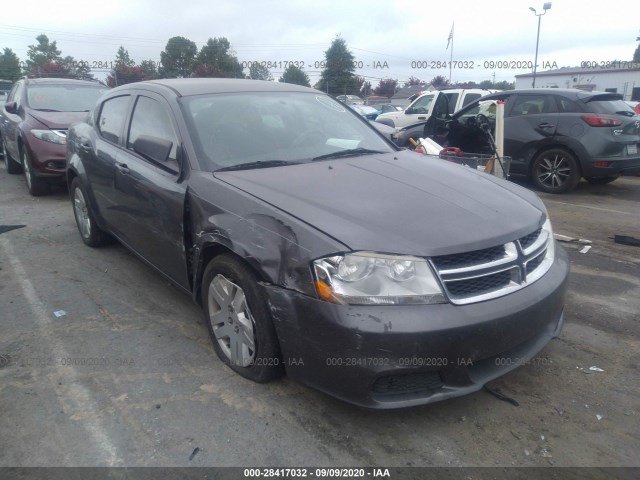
[515,70,640,100]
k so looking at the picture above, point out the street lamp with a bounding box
[530,2,552,88]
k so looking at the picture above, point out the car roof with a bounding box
[117,78,317,97]
[25,77,105,87]
[485,88,622,101]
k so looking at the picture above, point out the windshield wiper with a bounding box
[312,148,385,161]
[33,108,61,112]
[215,160,300,172]
[616,110,636,117]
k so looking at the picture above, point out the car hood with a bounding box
[28,110,88,129]
[214,151,546,257]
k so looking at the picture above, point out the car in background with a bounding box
[66,78,568,409]
[335,94,364,105]
[394,89,640,193]
[375,88,495,129]
[350,104,381,120]
[375,104,404,114]
[626,100,640,115]
[0,77,108,195]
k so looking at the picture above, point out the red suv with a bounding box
[1,77,108,195]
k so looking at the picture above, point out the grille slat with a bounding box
[519,228,542,251]
[373,372,443,396]
[432,245,506,270]
[446,270,512,297]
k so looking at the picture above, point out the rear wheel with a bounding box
[70,177,112,247]
[531,148,581,194]
[22,148,50,196]
[202,254,283,383]
[584,175,618,185]
[2,140,22,174]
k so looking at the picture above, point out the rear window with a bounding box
[585,99,636,116]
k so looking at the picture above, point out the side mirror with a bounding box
[4,101,17,114]
[405,107,414,115]
[133,135,173,164]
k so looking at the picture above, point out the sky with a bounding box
[1,0,639,87]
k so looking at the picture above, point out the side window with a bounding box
[556,96,583,113]
[443,93,459,114]
[462,93,481,108]
[509,95,554,116]
[98,96,130,144]
[127,96,178,161]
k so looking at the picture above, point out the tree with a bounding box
[106,65,148,87]
[406,76,423,86]
[62,56,93,80]
[374,78,398,97]
[0,48,21,82]
[317,37,358,95]
[160,36,198,78]
[430,75,449,89]
[278,65,310,87]
[248,62,272,81]
[29,61,72,78]
[115,46,135,68]
[139,60,159,80]
[633,39,640,62]
[25,34,62,73]
[192,37,243,78]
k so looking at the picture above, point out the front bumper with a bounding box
[265,246,569,409]
[25,137,67,179]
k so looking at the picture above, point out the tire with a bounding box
[22,147,51,196]
[531,148,581,194]
[2,139,22,175]
[70,177,112,247]
[584,176,618,185]
[202,254,283,383]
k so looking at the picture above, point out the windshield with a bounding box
[181,91,395,171]
[410,94,435,112]
[27,85,109,112]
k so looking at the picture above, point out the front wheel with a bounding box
[70,177,112,247]
[584,175,618,185]
[22,148,50,196]
[202,254,283,383]
[531,148,581,194]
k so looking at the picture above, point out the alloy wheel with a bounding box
[73,187,92,239]
[535,153,572,190]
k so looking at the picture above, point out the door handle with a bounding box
[418,116,426,120]
[115,162,130,174]
[538,123,554,129]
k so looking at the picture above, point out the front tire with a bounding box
[70,177,112,247]
[202,254,283,383]
[22,148,50,196]
[3,140,22,174]
[531,148,581,194]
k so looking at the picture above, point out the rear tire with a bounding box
[202,254,283,383]
[584,175,618,185]
[531,148,581,194]
[22,148,50,196]
[70,177,112,247]
[2,140,22,174]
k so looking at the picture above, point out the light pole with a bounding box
[529,2,552,88]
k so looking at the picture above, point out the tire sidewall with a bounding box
[70,177,108,247]
[202,254,283,383]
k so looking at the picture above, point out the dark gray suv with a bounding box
[395,89,640,193]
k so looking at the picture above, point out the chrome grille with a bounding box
[431,226,553,305]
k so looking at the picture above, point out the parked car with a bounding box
[375,88,495,129]
[625,100,640,115]
[395,89,640,193]
[350,104,381,120]
[335,94,364,105]
[67,78,568,409]
[376,104,404,114]
[0,77,108,195]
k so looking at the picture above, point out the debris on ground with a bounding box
[579,245,592,254]
[554,234,592,244]
[188,447,200,461]
[53,310,66,318]
[612,235,640,247]
[484,385,519,406]
[596,415,603,421]
[589,366,604,372]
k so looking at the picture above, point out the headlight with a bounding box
[313,252,446,305]
[31,129,67,145]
